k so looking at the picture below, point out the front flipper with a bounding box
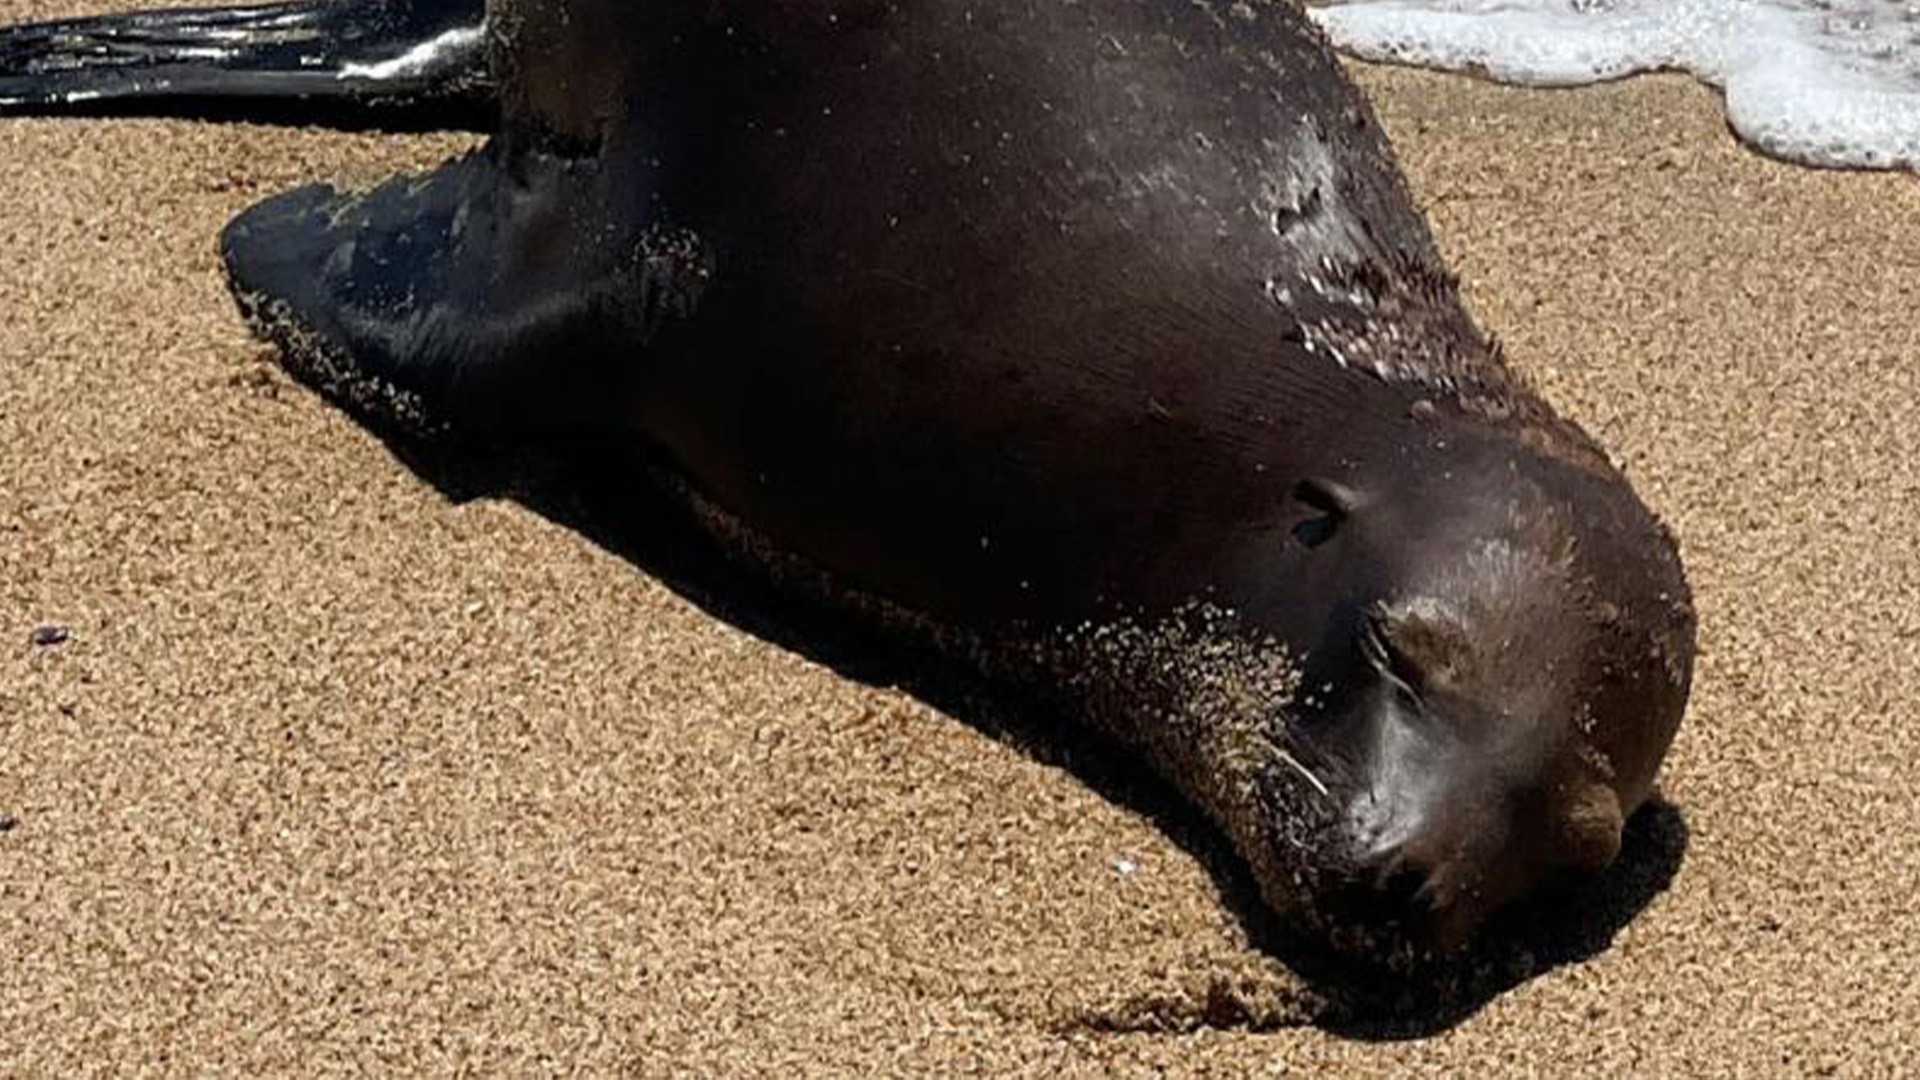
[222,146,713,435]
[0,0,490,126]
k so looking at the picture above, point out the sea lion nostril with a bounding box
[1325,846,1445,937]
[1376,864,1429,914]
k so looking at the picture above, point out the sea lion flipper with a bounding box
[222,149,711,434]
[0,0,489,125]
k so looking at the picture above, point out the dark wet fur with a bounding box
[0,0,489,124]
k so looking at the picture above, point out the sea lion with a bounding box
[0,0,1696,960]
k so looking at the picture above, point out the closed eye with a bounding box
[1362,610,1428,706]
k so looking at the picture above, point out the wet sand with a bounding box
[3,1,1916,1072]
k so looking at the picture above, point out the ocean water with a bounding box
[1306,0,1920,174]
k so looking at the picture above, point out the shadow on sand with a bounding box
[355,427,1691,1040]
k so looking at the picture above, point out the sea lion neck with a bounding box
[486,0,907,152]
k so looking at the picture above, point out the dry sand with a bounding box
[3,1,1917,1073]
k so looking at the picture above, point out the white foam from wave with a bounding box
[1306,0,1920,174]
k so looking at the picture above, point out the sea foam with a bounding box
[1306,0,1920,174]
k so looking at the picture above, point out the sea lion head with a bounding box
[1265,420,1696,958]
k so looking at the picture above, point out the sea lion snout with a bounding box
[1318,702,1531,952]
[1325,738,1632,952]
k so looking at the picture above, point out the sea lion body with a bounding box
[1,0,1697,956]
[602,1,1435,626]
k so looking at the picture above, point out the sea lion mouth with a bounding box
[1274,680,1637,963]
[1253,639,1536,959]
[1312,866,1471,959]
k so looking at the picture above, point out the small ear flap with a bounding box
[1290,477,1358,550]
[1292,477,1359,518]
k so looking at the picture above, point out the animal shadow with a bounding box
[370,427,1692,1039]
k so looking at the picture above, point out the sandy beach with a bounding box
[3,1,1917,1072]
